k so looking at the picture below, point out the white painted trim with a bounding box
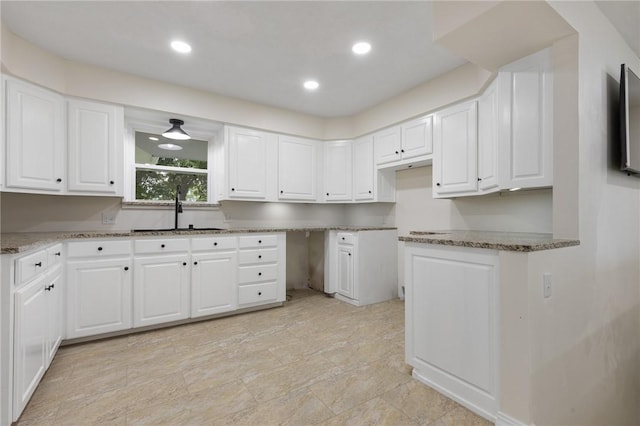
[496,411,530,426]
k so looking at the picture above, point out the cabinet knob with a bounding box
[55,252,61,256]
[50,284,55,290]
[194,261,198,265]
[478,177,482,181]
[368,190,372,194]
[258,240,262,244]
[124,266,129,271]
[326,193,330,196]
[258,291,262,296]
[280,190,284,194]
[258,255,262,259]
[214,242,218,246]
[231,188,235,191]
[35,262,42,267]
[342,237,345,240]
[56,178,62,183]
[97,247,103,251]
[436,182,441,187]
[348,253,351,256]
[401,149,405,153]
[161,244,166,248]
[45,285,51,291]
[110,180,115,185]
[258,272,262,276]
[182,262,187,266]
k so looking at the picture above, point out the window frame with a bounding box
[124,113,220,203]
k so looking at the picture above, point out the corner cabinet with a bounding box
[5,77,66,192]
[67,99,124,195]
[405,243,498,421]
[278,136,319,201]
[353,136,396,203]
[433,100,478,197]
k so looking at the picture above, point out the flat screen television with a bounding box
[620,63,640,176]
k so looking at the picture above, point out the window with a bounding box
[134,131,209,202]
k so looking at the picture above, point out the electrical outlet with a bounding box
[543,273,552,299]
[102,212,116,225]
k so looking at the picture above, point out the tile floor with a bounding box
[18,289,492,425]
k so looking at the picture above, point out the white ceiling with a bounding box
[0,1,467,118]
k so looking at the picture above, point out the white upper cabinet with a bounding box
[278,135,318,201]
[5,78,65,192]
[353,136,374,201]
[477,79,499,193]
[497,48,553,189]
[374,126,402,166]
[400,115,433,160]
[226,126,276,200]
[67,99,123,195]
[433,100,478,197]
[323,140,352,202]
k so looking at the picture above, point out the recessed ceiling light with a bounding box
[149,136,159,141]
[170,40,192,54]
[304,80,319,90]
[352,41,372,55]
[158,143,183,151]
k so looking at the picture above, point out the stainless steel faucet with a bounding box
[175,185,183,230]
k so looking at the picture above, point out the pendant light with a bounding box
[162,119,191,140]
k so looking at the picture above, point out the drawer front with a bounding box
[134,238,190,254]
[238,248,279,265]
[67,240,132,258]
[238,282,278,305]
[16,250,48,285]
[238,263,278,284]
[191,236,237,252]
[238,235,278,249]
[46,243,64,267]
[337,232,356,245]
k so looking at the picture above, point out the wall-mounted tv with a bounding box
[620,63,640,176]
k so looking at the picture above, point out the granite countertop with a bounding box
[399,230,580,252]
[0,226,397,254]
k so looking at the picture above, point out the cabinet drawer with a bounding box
[238,248,278,265]
[46,244,64,268]
[238,263,278,284]
[238,235,278,249]
[16,249,47,285]
[337,232,356,245]
[238,282,278,305]
[192,236,237,252]
[134,238,190,254]
[67,240,132,258]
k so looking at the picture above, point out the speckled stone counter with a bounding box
[1,226,396,254]
[399,230,579,252]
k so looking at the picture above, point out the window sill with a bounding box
[121,201,221,210]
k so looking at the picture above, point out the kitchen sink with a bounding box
[132,227,226,232]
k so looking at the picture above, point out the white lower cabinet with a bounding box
[326,230,397,306]
[133,253,190,327]
[237,233,286,307]
[405,243,498,420]
[191,248,238,317]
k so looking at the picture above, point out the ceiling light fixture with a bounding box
[149,136,159,141]
[162,119,191,140]
[304,80,319,90]
[352,41,372,55]
[157,143,183,151]
[170,40,192,54]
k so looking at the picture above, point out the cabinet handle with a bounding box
[194,261,198,265]
[182,262,187,266]
[214,242,218,246]
[258,291,262,296]
[124,266,129,271]
[258,272,262,276]
[258,255,262,259]
[436,182,441,187]
[161,244,166,248]
[56,178,62,183]
[98,247,103,251]
[35,262,42,267]
[110,180,115,185]
[55,252,61,256]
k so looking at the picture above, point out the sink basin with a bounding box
[132,227,226,232]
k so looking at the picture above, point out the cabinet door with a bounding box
[191,251,237,317]
[228,127,269,199]
[44,267,64,364]
[14,276,47,418]
[433,100,478,197]
[67,258,132,339]
[6,78,65,191]
[353,136,374,201]
[323,140,352,202]
[278,136,317,201]
[134,254,190,327]
[498,48,553,189]
[374,126,401,165]
[478,80,499,192]
[67,99,123,194]
[401,115,433,160]
[337,245,354,299]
